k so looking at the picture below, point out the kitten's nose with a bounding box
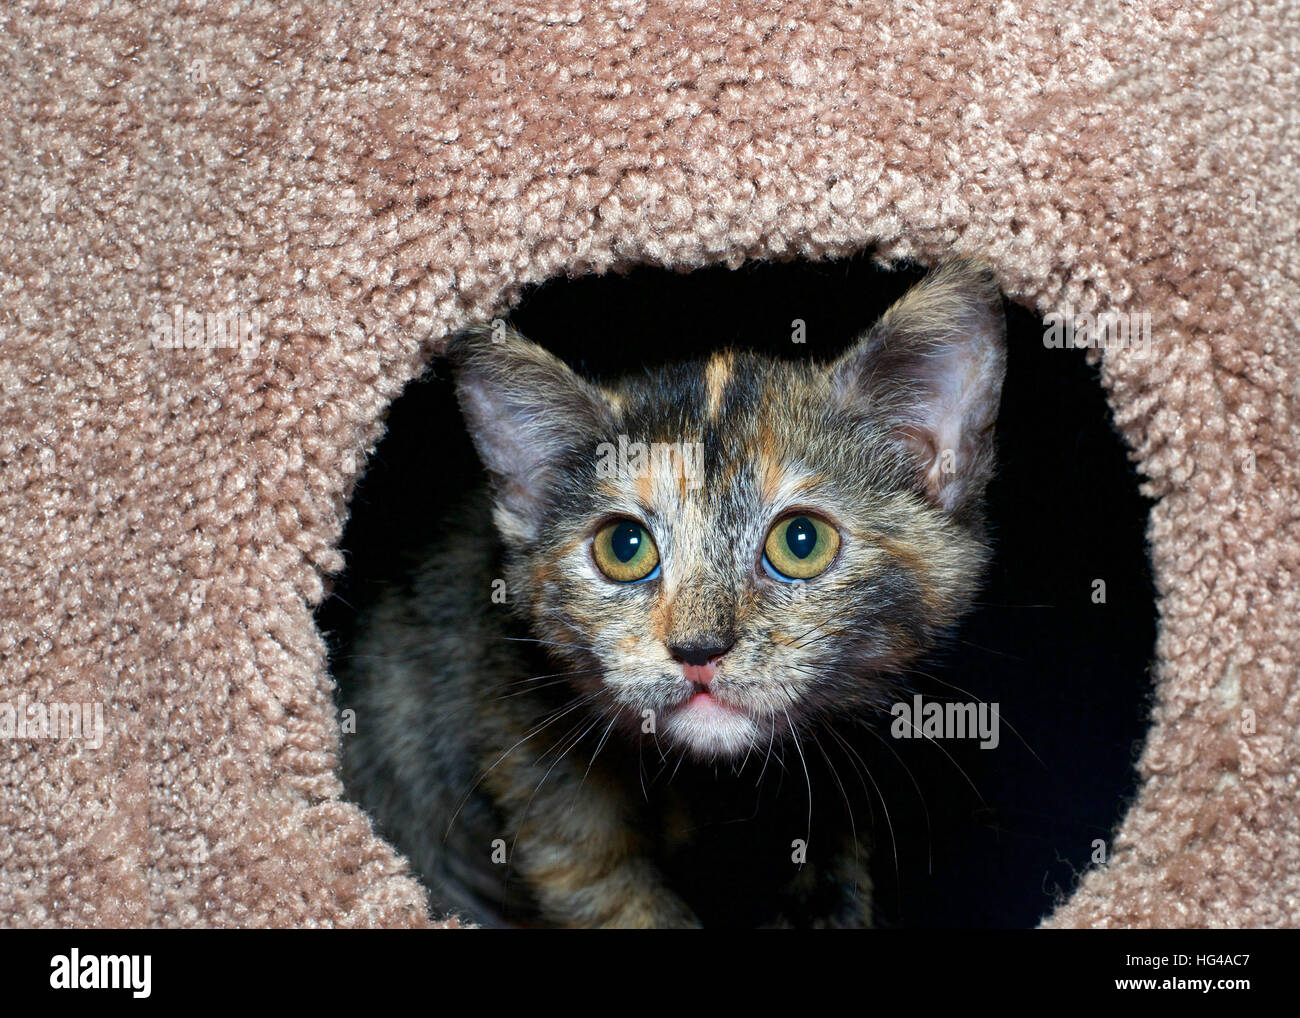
[669,640,733,687]
[669,641,733,667]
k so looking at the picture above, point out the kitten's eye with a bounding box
[763,514,840,581]
[592,519,661,583]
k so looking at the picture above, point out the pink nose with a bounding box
[669,640,733,687]
[681,661,718,687]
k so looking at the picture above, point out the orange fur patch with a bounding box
[759,456,785,504]
[704,350,735,420]
[636,466,654,503]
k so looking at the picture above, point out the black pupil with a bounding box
[611,523,642,563]
[785,517,817,559]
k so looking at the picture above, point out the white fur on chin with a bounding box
[661,702,760,760]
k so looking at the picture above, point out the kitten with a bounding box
[340,258,1006,927]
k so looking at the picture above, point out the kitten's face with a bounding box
[452,260,1005,762]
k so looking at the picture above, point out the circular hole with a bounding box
[321,253,1157,928]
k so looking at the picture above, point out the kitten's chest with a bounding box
[638,756,868,927]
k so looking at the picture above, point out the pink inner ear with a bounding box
[901,340,997,510]
[897,424,943,495]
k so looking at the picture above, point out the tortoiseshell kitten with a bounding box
[341,259,1006,927]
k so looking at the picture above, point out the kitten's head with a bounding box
[449,259,1005,762]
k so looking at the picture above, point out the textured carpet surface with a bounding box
[0,0,1296,926]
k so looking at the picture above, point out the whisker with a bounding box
[782,706,814,859]
[786,617,834,648]
[637,737,649,801]
[512,712,604,855]
[582,714,621,785]
[502,665,604,687]
[905,665,1044,767]
[668,745,689,785]
[753,709,779,798]
[967,600,1054,609]
[443,689,600,840]
[827,724,901,893]
[734,717,760,777]
[502,636,597,654]
[848,723,932,876]
[855,709,986,808]
[810,728,861,900]
[821,724,878,829]
[496,668,606,700]
[955,637,1025,662]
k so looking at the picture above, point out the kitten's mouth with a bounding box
[682,688,743,715]
[658,684,759,759]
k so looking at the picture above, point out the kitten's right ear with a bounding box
[446,324,615,543]
[830,258,1006,519]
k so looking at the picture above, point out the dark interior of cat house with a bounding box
[319,254,1158,928]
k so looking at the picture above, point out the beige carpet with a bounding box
[1,0,1296,927]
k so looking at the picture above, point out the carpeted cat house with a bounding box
[1,0,1296,927]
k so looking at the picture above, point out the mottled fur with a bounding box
[341,259,1006,927]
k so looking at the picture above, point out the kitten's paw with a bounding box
[601,895,701,929]
[767,849,874,928]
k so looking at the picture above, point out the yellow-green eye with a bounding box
[593,519,661,583]
[763,514,840,581]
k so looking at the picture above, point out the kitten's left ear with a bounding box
[831,258,1006,518]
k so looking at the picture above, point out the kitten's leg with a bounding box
[765,837,874,928]
[484,751,700,928]
[813,841,874,929]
